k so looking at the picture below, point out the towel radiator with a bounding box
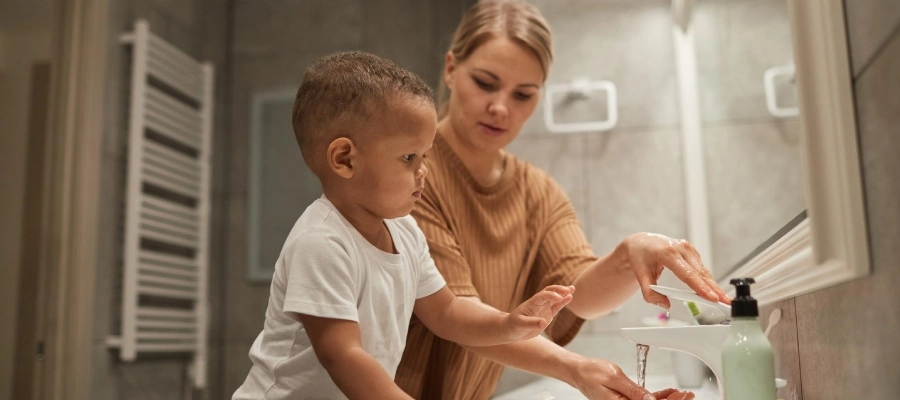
[107,19,214,389]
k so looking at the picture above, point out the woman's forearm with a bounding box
[568,241,640,319]
[464,335,585,385]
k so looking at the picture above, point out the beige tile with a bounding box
[793,31,900,399]
[524,0,679,135]
[361,0,436,86]
[128,0,171,39]
[163,16,201,59]
[844,0,900,76]
[91,342,118,400]
[94,154,127,339]
[117,357,190,399]
[225,339,256,397]
[151,0,196,31]
[759,299,802,400]
[233,0,363,57]
[702,119,806,274]
[229,54,322,196]
[224,193,272,341]
[585,128,687,256]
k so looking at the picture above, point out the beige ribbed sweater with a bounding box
[395,133,598,399]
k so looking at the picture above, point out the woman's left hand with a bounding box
[621,232,730,308]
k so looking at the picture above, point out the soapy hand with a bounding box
[504,285,575,341]
[569,357,695,400]
[649,389,696,400]
[622,233,730,309]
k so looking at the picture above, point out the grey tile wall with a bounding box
[759,299,802,400]
[786,25,900,399]
[233,0,363,57]
[844,0,900,77]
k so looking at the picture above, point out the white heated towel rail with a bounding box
[107,19,214,389]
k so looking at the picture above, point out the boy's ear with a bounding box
[326,137,356,179]
[443,51,456,90]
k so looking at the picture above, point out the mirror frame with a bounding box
[718,0,870,304]
[247,88,299,283]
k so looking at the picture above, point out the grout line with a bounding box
[854,19,900,80]
[790,297,803,399]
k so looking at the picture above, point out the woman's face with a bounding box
[444,36,545,154]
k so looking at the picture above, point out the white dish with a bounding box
[650,285,732,315]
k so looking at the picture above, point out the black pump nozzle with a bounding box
[729,278,758,317]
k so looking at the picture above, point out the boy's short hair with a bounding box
[292,51,434,174]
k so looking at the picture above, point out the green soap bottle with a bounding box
[722,278,776,400]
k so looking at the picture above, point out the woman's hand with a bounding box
[570,357,695,400]
[505,285,575,340]
[621,233,730,309]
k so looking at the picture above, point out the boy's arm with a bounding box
[412,285,574,347]
[292,313,412,400]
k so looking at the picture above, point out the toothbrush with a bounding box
[684,301,701,325]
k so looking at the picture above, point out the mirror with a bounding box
[514,0,867,307]
[690,0,807,279]
[247,89,322,282]
[718,0,869,303]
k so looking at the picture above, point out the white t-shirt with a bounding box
[233,196,446,400]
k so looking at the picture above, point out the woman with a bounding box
[394,1,729,399]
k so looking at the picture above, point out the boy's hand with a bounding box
[505,285,575,341]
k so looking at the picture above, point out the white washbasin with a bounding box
[493,333,721,400]
[493,374,720,400]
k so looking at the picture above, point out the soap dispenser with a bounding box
[722,278,775,400]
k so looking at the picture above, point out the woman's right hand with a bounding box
[569,357,695,400]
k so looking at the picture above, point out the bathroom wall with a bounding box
[219,1,475,398]
[0,2,52,399]
[763,0,900,398]
[91,0,230,398]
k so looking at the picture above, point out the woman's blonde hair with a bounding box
[438,0,553,117]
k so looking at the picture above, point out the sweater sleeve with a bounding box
[527,173,597,345]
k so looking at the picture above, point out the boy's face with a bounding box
[351,96,437,219]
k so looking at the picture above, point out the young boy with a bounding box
[232,51,575,400]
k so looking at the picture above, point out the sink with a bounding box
[493,374,720,400]
[493,333,722,399]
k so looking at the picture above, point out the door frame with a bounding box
[20,0,110,398]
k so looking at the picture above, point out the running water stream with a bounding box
[636,344,650,388]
